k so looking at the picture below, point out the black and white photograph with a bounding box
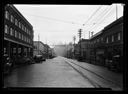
[2,3,124,91]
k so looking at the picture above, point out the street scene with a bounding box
[3,4,124,91]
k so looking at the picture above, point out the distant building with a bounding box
[77,39,90,61]
[4,4,34,64]
[33,41,52,58]
[53,45,67,57]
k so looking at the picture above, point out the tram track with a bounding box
[64,59,122,90]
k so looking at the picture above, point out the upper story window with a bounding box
[22,34,23,40]
[24,36,26,41]
[19,22,21,28]
[24,27,26,32]
[5,25,8,34]
[112,35,114,42]
[5,11,9,20]
[10,28,13,36]
[15,19,18,26]
[22,24,24,31]
[11,15,14,23]
[118,33,120,40]
[19,32,21,39]
[15,30,17,38]
[106,37,108,43]
[97,39,99,42]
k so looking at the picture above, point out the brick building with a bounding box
[4,4,34,64]
[33,41,52,59]
[76,16,123,71]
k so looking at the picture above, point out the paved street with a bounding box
[4,56,123,90]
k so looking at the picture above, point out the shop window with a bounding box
[18,48,21,54]
[4,47,7,54]
[13,48,16,54]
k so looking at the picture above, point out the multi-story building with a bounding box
[33,41,52,59]
[4,4,34,64]
[76,39,90,61]
[89,16,123,67]
[76,16,123,71]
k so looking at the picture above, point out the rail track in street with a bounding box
[64,59,122,90]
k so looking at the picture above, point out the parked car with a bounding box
[15,56,33,65]
[34,55,45,63]
[3,54,13,74]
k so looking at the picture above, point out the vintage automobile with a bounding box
[14,56,34,65]
[3,54,13,74]
[34,55,46,63]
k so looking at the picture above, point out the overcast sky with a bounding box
[14,4,123,47]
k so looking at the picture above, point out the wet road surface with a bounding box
[3,56,123,90]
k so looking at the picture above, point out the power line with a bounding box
[83,6,110,31]
[83,5,102,26]
[86,5,114,32]
[89,5,115,32]
[22,12,83,25]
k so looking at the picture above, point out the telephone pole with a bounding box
[78,29,82,60]
[73,36,76,59]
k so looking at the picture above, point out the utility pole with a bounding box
[78,29,82,60]
[38,34,40,55]
[73,36,76,59]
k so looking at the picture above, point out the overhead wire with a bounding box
[82,5,112,39]
[21,12,84,25]
[83,5,103,26]
[85,5,114,32]
[89,5,115,32]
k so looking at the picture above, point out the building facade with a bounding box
[4,4,34,64]
[33,41,52,59]
[76,39,90,61]
[76,16,123,71]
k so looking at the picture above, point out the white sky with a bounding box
[14,4,124,47]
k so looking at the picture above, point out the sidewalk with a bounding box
[68,58,123,88]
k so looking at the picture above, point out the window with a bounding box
[11,15,14,23]
[19,32,21,39]
[15,19,18,26]
[5,25,8,33]
[22,34,23,40]
[24,36,26,41]
[24,27,26,32]
[112,35,114,42]
[18,48,21,54]
[10,28,13,36]
[118,33,120,40]
[5,11,9,20]
[13,48,16,54]
[19,22,21,28]
[106,37,108,43]
[15,30,17,37]
[22,24,24,31]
